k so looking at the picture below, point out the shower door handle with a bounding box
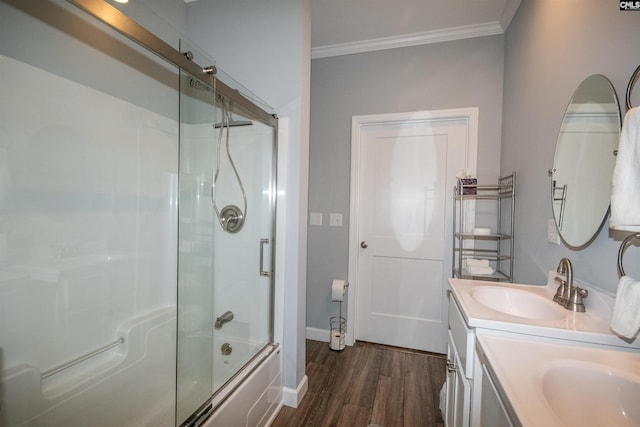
[260,238,271,277]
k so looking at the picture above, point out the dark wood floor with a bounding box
[271,340,446,427]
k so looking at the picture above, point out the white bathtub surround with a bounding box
[1,306,284,427]
[0,307,176,426]
[0,52,179,386]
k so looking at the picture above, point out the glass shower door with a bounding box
[0,2,180,426]
[210,99,276,391]
[176,61,276,424]
[176,68,217,424]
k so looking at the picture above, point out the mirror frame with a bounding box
[550,74,621,249]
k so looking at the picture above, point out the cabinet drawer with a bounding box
[449,298,475,379]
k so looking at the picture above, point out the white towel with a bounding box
[467,265,495,275]
[610,276,640,339]
[464,258,490,268]
[610,107,640,231]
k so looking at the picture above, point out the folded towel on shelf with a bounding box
[464,258,490,269]
[610,276,640,339]
[611,107,640,231]
[467,265,495,276]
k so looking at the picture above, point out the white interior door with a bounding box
[348,109,477,353]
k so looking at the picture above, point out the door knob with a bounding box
[360,241,368,248]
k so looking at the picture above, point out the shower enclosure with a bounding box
[0,1,278,426]
[177,48,278,424]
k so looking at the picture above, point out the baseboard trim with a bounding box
[282,375,308,408]
[306,327,354,346]
[305,327,329,342]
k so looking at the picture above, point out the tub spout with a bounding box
[214,311,234,330]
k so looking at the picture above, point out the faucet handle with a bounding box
[570,286,588,301]
[553,276,567,303]
[566,286,588,312]
[569,286,587,302]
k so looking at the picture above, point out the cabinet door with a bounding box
[480,363,513,427]
[445,338,457,427]
[454,350,471,427]
[446,331,471,427]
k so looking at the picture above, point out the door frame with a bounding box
[346,108,479,346]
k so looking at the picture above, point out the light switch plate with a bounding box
[310,212,323,226]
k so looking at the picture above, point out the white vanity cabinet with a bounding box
[446,276,640,427]
[445,293,516,427]
[444,290,514,427]
[444,295,475,427]
[475,342,514,427]
[445,331,470,426]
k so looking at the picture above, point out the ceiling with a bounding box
[311,0,521,58]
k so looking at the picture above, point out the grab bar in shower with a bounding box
[41,337,124,379]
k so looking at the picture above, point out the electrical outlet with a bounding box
[547,218,561,245]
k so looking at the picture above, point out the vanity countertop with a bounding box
[449,274,640,350]
[477,333,640,427]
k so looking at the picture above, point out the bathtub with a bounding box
[0,306,281,427]
[201,343,282,427]
[178,324,282,426]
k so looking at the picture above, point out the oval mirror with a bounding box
[550,74,621,248]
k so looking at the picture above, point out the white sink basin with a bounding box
[541,360,640,426]
[477,334,640,427]
[448,275,640,349]
[469,285,564,321]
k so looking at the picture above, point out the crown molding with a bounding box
[311,21,504,59]
[500,0,522,31]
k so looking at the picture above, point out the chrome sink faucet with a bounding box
[553,257,573,305]
[553,257,588,312]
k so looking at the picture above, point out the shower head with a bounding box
[214,120,253,128]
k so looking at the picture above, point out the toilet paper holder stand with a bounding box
[329,282,348,351]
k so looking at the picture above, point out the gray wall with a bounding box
[502,0,640,292]
[307,35,505,331]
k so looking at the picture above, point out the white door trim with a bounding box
[346,108,479,346]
